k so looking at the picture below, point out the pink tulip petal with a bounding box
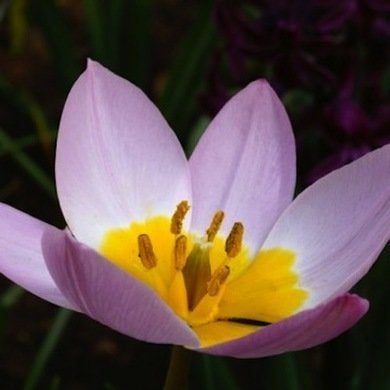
[189,80,295,250]
[201,294,368,358]
[42,228,199,347]
[263,145,390,309]
[56,60,191,249]
[0,203,74,309]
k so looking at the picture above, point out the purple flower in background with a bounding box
[309,68,390,181]
[309,98,390,182]
[205,1,389,181]
[215,0,357,88]
[0,61,389,358]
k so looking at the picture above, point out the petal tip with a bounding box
[250,78,271,89]
[242,79,274,100]
[85,59,107,83]
[86,57,96,67]
[346,294,369,317]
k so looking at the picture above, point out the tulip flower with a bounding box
[0,60,389,358]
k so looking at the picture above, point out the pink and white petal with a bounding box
[201,294,368,358]
[0,203,75,309]
[263,145,390,309]
[189,81,295,250]
[56,60,191,249]
[42,228,199,347]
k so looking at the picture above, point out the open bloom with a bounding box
[0,61,389,358]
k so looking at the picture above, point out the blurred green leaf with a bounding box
[0,1,11,24]
[0,134,36,157]
[83,0,108,63]
[0,284,24,308]
[23,308,72,390]
[0,76,55,152]
[119,0,152,87]
[22,94,55,156]
[31,0,80,90]
[158,0,217,142]
[199,355,239,390]
[0,285,24,347]
[282,89,314,116]
[8,0,28,53]
[185,115,209,155]
[0,128,55,198]
[103,382,117,390]
[83,0,152,86]
[49,376,61,390]
[266,353,305,390]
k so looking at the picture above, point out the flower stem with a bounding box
[164,345,193,390]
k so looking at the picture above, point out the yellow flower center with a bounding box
[100,201,308,347]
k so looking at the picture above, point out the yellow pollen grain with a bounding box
[207,265,230,296]
[174,235,187,270]
[206,210,225,242]
[225,222,244,257]
[170,201,190,234]
[137,234,157,269]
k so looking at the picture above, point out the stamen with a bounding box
[225,222,244,257]
[170,201,190,234]
[137,234,157,269]
[206,210,225,242]
[207,265,230,296]
[174,235,187,270]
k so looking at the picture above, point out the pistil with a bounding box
[182,244,212,311]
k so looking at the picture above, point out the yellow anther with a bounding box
[137,234,157,269]
[207,265,230,296]
[170,200,190,234]
[225,222,244,257]
[174,235,187,270]
[206,210,225,242]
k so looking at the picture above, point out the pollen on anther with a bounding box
[207,265,230,296]
[225,222,244,257]
[137,234,157,269]
[206,210,225,242]
[174,235,187,270]
[170,201,190,234]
